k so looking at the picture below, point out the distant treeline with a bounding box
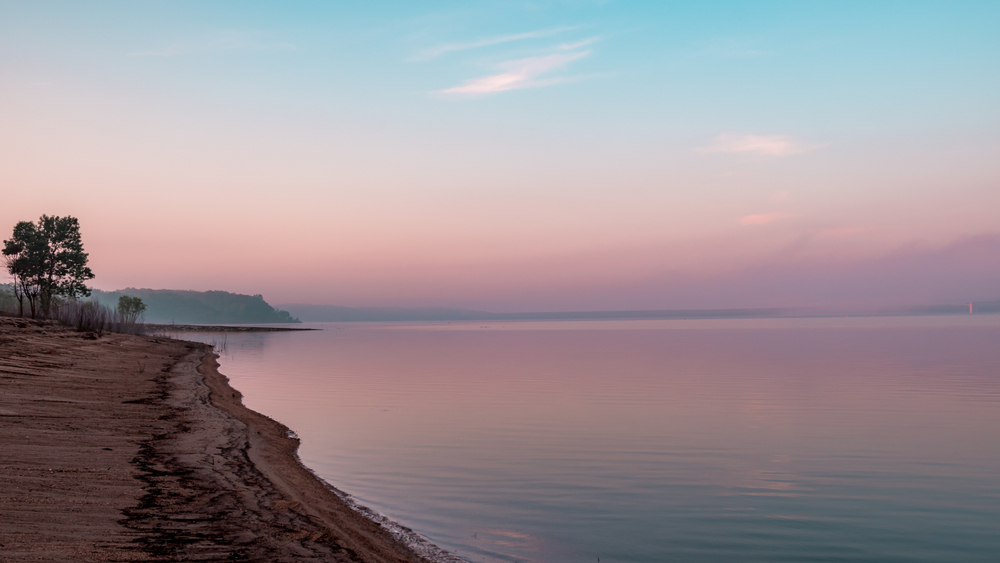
[4,286,999,324]
[279,304,799,322]
[90,288,300,324]
[276,304,790,322]
[277,301,1000,323]
[869,301,1000,316]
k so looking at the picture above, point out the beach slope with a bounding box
[0,318,429,563]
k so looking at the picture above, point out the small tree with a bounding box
[2,215,95,318]
[118,295,146,326]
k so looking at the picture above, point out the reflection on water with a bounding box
[181,316,1000,563]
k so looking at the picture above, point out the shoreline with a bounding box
[196,349,462,563]
[0,318,448,562]
[144,323,317,332]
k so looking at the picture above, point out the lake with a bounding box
[180,316,1000,563]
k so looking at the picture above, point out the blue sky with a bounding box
[2,1,998,309]
[9,1,997,129]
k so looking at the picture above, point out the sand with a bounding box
[0,317,433,563]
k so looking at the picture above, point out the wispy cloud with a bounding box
[700,133,826,157]
[129,31,295,57]
[413,27,575,61]
[438,50,590,96]
[741,212,794,226]
[557,37,600,51]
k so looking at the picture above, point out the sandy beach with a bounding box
[0,317,432,563]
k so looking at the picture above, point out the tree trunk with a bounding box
[26,286,38,319]
[14,280,24,317]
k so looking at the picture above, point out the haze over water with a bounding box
[185,316,1000,563]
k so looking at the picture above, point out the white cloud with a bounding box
[700,133,826,157]
[413,27,575,61]
[439,50,590,96]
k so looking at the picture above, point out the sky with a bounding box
[2,1,998,312]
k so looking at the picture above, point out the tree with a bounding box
[36,215,95,317]
[117,295,146,325]
[2,221,43,317]
[2,215,95,318]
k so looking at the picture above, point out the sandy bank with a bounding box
[0,318,433,562]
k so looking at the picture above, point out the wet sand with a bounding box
[0,317,433,563]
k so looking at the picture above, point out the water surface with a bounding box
[181,316,1000,562]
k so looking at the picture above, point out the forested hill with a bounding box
[91,288,300,324]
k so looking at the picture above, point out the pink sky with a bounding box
[3,113,998,310]
[2,3,999,311]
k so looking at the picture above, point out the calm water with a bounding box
[181,317,1000,563]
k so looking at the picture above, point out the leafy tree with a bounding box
[117,295,146,325]
[2,215,95,318]
[2,221,43,317]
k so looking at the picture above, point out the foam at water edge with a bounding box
[299,458,468,563]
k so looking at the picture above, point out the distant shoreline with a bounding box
[276,301,1000,323]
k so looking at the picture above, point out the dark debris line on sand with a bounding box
[119,350,365,562]
[0,318,432,563]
